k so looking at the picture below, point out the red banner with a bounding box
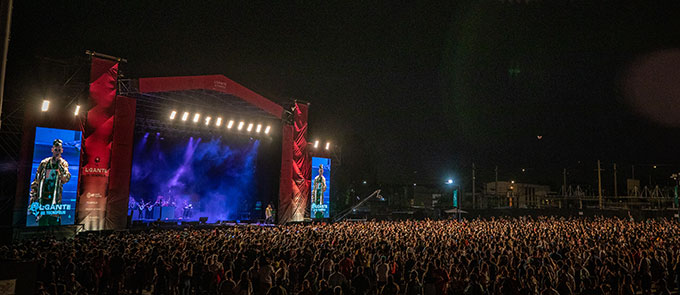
[77,57,118,231]
[278,102,310,223]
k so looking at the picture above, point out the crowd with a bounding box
[2,217,680,295]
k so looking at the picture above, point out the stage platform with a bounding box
[129,218,276,230]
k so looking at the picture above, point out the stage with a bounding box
[12,56,311,232]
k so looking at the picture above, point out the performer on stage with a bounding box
[29,139,71,226]
[182,201,193,219]
[312,164,327,205]
[265,203,274,224]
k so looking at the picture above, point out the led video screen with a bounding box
[26,127,82,226]
[311,157,331,219]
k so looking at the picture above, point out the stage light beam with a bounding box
[193,113,200,123]
[247,123,253,132]
[215,117,222,127]
[74,105,81,116]
[205,116,211,126]
[181,112,189,121]
[237,121,244,130]
[264,126,271,134]
[325,142,330,150]
[169,110,177,120]
[256,124,262,133]
[314,140,319,148]
[41,100,50,112]
[227,120,234,129]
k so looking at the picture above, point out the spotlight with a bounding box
[169,110,177,120]
[447,179,453,184]
[256,124,262,133]
[41,100,50,112]
[74,105,81,116]
[215,117,222,127]
[181,112,189,121]
[246,123,253,132]
[325,142,330,150]
[237,121,244,130]
[264,126,271,134]
[227,120,234,129]
[314,140,319,148]
[193,113,200,123]
[205,116,211,126]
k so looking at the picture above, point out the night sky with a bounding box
[5,0,680,189]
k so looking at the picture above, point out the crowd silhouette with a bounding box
[2,217,680,295]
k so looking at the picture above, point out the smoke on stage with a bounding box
[130,133,260,222]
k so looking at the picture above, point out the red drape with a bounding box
[278,103,310,223]
[77,57,118,231]
[105,96,136,229]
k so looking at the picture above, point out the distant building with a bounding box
[485,181,551,208]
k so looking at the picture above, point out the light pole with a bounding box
[671,173,679,221]
[447,179,460,221]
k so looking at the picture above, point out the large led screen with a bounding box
[26,127,82,226]
[311,157,331,219]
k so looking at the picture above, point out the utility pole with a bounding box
[472,163,476,209]
[597,160,603,210]
[0,0,13,129]
[494,166,498,208]
[632,165,635,180]
[562,168,567,197]
[613,163,618,198]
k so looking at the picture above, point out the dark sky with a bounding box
[5,0,680,188]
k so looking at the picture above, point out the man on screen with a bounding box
[312,164,327,205]
[29,139,71,225]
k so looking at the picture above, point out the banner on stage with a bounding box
[77,57,118,230]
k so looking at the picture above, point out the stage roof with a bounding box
[121,75,284,122]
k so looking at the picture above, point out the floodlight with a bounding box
[41,100,50,112]
[256,124,262,133]
[215,117,222,126]
[193,113,200,123]
[237,121,244,130]
[181,112,189,121]
[264,126,271,134]
[74,105,81,116]
[205,116,211,126]
[325,142,330,150]
[227,120,234,129]
[246,123,253,132]
[169,110,177,120]
[314,140,319,148]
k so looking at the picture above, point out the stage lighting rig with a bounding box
[166,110,274,138]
